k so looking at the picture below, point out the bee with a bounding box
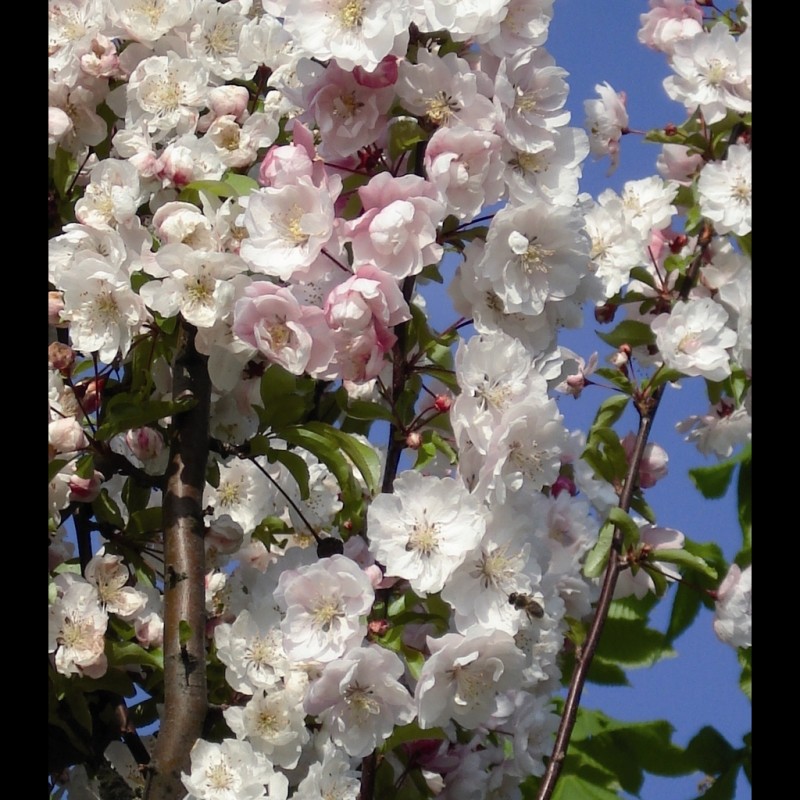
[508,591,545,620]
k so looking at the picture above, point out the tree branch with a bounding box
[535,385,665,800]
[144,320,210,800]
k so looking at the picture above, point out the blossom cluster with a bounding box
[49,1,751,797]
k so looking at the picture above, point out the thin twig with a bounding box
[535,384,665,800]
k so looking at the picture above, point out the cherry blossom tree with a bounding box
[48,2,751,799]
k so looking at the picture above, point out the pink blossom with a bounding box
[300,61,394,160]
[638,0,704,54]
[198,85,250,133]
[657,143,705,185]
[68,470,104,502]
[49,291,66,327]
[584,82,629,175]
[423,124,505,222]
[346,173,446,279]
[353,56,399,88]
[324,265,411,348]
[233,282,335,377]
[258,122,326,189]
[49,418,90,454]
[621,432,669,488]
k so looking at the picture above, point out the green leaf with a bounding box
[401,644,426,682]
[596,320,656,348]
[593,367,634,394]
[585,656,630,686]
[279,425,361,510]
[584,428,629,487]
[74,452,95,479]
[692,764,739,800]
[650,548,717,580]
[645,367,685,390]
[608,507,641,551]
[583,520,615,579]
[180,178,246,199]
[608,592,659,621]
[222,173,259,196]
[92,489,125,528]
[737,450,752,559]
[387,588,423,618]
[127,506,163,538]
[52,147,79,197]
[665,581,703,644]
[589,394,630,431]
[63,687,93,734]
[685,726,735,775]
[95,394,197,441]
[551,774,621,800]
[265,447,311,501]
[574,717,694,790]
[628,266,657,289]
[49,458,70,482]
[628,491,657,524]
[74,669,137,699]
[343,399,393,423]
[304,421,381,497]
[593,616,676,668]
[389,119,427,159]
[430,432,457,465]
[738,648,751,700]
[122,474,154,516]
[689,460,736,499]
[107,641,164,671]
[260,364,298,406]
[413,440,437,469]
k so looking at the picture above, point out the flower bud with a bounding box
[594,302,617,324]
[551,474,578,498]
[433,394,452,413]
[49,291,66,327]
[68,470,103,502]
[406,431,422,449]
[48,342,76,373]
[125,427,164,461]
[669,234,688,253]
[75,378,106,414]
[49,417,90,454]
[368,619,391,637]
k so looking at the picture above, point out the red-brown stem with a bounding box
[535,386,664,800]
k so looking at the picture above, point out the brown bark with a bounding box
[144,321,210,800]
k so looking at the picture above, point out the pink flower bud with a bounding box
[594,302,617,324]
[68,470,103,502]
[125,427,164,461]
[135,612,164,648]
[49,418,90,454]
[368,619,391,636]
[621,432,669,489]
[49,291,66,327]
[551,475,578,498]
[406,431,422,449]
[434,394,452,413]
[75,378,105,414]
[49,342,76,373]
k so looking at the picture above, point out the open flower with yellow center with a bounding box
[367,470,486,595]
